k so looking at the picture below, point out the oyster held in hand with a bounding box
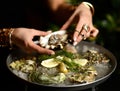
[39,30,69,49]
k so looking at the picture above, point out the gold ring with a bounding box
[82,24,90,32]
[75,30,80,33]
[79,33,86,40]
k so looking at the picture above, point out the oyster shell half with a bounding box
[39,30,69,49]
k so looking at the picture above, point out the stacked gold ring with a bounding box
[82,24,90,32]
[75,30,80,33]
[75,24,90,40]
[75,31,86,40]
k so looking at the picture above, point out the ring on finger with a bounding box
[79,33,86,40]
[75,30,80,33]
[82,24,90,32]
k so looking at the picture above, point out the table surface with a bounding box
[0,48,119,91]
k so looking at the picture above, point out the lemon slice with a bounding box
[74,59,88,66]
[41,58,60,68]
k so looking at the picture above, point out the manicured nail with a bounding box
[74,37,77,41]
[73,42,78,46]
[50,51,55,55]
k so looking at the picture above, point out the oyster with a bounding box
[39,30,69,49]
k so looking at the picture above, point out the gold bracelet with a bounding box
[0,28,14,48]
[82,2,95,16]
[9,28,15,50]
[0,28,10,47]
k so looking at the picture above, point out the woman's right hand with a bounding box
[11,28,55,55]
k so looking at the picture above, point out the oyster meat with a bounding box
[39,30,69,49]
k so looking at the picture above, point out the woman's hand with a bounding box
[11,28,55,55]
[60,2,99,46]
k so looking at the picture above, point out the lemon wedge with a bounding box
[73,59,88,66]
[41,58,60,68]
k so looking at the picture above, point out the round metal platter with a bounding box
[6,41,117,91]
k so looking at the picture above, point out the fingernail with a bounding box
[74,37,77,41]
[50,51,55,55]
[73,42,78,46]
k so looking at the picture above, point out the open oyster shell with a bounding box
[39,30,69,49]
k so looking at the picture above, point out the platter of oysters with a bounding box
[6,30,117,91]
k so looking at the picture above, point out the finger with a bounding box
[90,27,99,37]
[73,30,80,42]
[74,23,90,41]
[73,31,84,46]
[76,34,83,42]
[73,18,86,41]
[83,25,91,38]
[32,29,51,36]
[28,41,55,55]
